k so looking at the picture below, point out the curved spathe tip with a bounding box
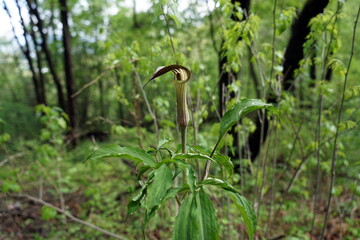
[143,64,191,88]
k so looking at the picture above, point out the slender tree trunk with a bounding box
[133,0,140,28]
[59,0,77,144]
[29,18,47,105]
[99,77,105,117]
[26,0,66,110]
[4,0,43,105]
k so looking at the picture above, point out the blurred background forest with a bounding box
[0,0,359,239]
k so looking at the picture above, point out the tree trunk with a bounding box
[246,0,330,161]
[282,0,330,92]
[29,17,47,105]
[219,0,250,116]
[59,0,77,144]
[5,0,44,105]
[218,0,250,164]
[26,0,66,110]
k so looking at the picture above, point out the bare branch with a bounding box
[11,194,129,240]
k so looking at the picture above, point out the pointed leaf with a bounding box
[154,158,196,192]
[213,154,234,177]
[127,174,155,218]
[226,192,256,240]
[172,153,214,162]
[189,145,211,155]
[199,178,256,239]
[196,189,220,240]
[144,164,173,211]
[86,144,156,167]
[219,99,277,141]
[162,187,182,202]
[185,164,196,192]
[143,187,184,227]
[157,138,171,150]
[174,194,197,240]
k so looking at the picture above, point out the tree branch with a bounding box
[11,194,129,240]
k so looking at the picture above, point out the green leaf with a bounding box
[189,145,211,155]
[127,199,142,218]
[144,164,173,211]
[86,144,156,167]
[172,153,214,162]
[144,187,185,226]
[226,192,256,239]
[219,99,277,141]
[155,158,197,192]
[195,189,219,240]
[162,187,182,202]
[174,194,197,240]
[1,181,21,193]
[41,206,57,220]
[213,154,234,177]
[157,138,171,150]
[199,178,256,239]
[185,164,196,192]
[127,174,154,218]
[174,189,220,240]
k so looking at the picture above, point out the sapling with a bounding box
[87,64,278,239]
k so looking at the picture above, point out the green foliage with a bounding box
[219,99,278,141]
[174,188,219,240]
[199,178,257,239]
[1,0,359,238]
[87,144,156,167]
[41,206,57,220]
[85,97,276,239]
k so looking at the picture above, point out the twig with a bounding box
[71,64,122,98]
[0,153,25,167]
[320,5,360,239]
[133,67,160,141]
[161,5,177,61]
[12,194,128,240]
[202,139,220,180]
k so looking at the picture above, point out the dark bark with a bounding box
[218,0,250,164]
[133,0,140,28]
[282,0,330,92]
[26,0,66,110]
[98,69,105,117]
[218,0,250,116]
[4,0,43,105]
[246,0,330,161]
[59,0,77,144]
[29,16,47,105]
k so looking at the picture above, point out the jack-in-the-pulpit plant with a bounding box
[86,65,278,239]
[144,65,191,153]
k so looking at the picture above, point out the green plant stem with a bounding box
[180,125,187,188]
[202,139,220,180]
[181,126,187,154]
[320,5,360,239]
